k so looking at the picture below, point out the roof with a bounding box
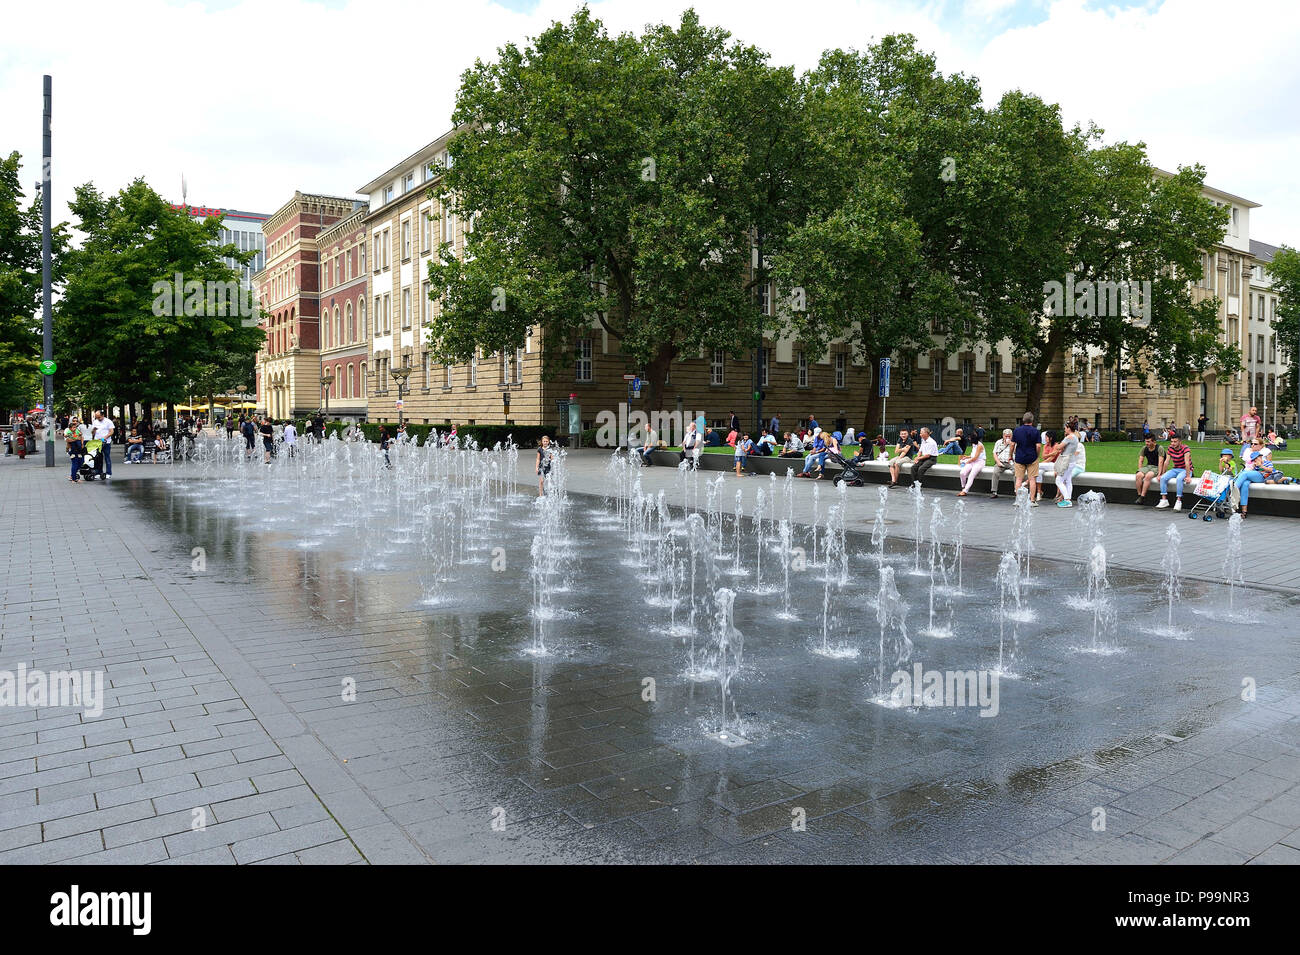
[1250,239,1281,264]
[356,126,459,195]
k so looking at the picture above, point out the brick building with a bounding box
[316,207,370,422]
[254,192,362,419]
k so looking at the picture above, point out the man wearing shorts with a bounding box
[1010,412,1042,506]
[886,429,917,488]
[1134,434,1160,503]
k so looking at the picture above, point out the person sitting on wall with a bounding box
[779,432,804,458]
[755,430,777,456]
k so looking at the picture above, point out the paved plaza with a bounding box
[0,445,1298,865]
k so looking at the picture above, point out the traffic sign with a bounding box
[879,358,891,398]
[622,374,636,381]
[39,359,56,375]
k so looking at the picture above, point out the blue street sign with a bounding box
[879,358,891,398]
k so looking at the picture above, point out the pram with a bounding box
[1186,469,1232,521]
[79,439,107,481]
[828,451,869,486]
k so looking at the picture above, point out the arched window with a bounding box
[359,298,367,339]
[346,302,354,344]
[345,362,353,399]
[335,306,342,348]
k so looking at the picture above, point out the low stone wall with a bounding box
[645,449,1300,517]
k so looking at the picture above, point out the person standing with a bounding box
[379,425,392,469]
[1053,422,1084,507]
[259,417,275,465]
[769,412,780,437]
[226,415,236,441]
[1154,433,1193,511]
[282,420,298,458]
[536,435,553,495]
[1240,406,1262,444]
[733,433,754,477]
[90,411,115,481]
[989,429,1016,498]
[64,417,85,482]
[1010,412,1042,506]
[728,411,740,436]
[681,421,701,469]
[240,416,255,458]
[1196,413,1207,444]
[957,432,986,496]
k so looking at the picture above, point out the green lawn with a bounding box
[664,439,1293,475]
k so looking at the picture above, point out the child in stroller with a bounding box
[79,439,107,481]
[1186,449,1238,521]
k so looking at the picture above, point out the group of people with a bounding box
[61,411,117,481]
[880,414,1087,506]
[1134,429,1293,519]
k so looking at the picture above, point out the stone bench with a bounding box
[645,449,1300,517]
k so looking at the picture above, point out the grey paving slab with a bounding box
[2,448,1298,864]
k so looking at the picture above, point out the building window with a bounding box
[514,346,524,384]
[468,351,478,387]
[384,185,394,204]
[989,363,999,393]
[422,351,430,389]
[960,358,972,393]
[403,289,411,329]
[576,338,594,382]
[422,213,432,252]
[404,172,415,194]
[372,237,380,273]
[1076,370,1084,395]
[759,347,772,387]
[1093,365,1102,394]
[402,221,411,261]
[1258,336,1265,363]
[500,351,510,385]
[796,351,808,389]
[1016,362,1026,394]
[758,282,771,316]
[360,243,367,274]
[932,357,943,392]
[834,353,846,389]
[1119,375,1128,396]
[360,362,367,398]
[710,349,725,386]
[346,302,354,343]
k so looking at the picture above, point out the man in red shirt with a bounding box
[1155,434,1194,511]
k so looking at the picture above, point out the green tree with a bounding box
[1267,246,1300,422]
[427,8,812,416]
[0,151,67,413]
[770,35,987,434]
[55,180,263,428]
[971,98,1234,415]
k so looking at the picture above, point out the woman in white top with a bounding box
[1054,422,1084,507]
[957,435,985,496]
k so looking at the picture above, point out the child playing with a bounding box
[733,434,753,477]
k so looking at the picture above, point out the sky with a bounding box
[2,0,1298,245]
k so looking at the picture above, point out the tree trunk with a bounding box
[645,342,676,440]
[1026,325,1067,424]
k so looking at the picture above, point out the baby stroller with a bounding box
[828,452,867,487]
[79,439,107,482]
[1186,468,1232,522]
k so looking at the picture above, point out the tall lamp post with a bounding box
[320,373,334,420]
[235,384,248,419]
[390,365,411,430]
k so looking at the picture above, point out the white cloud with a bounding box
[0,0,1296,243]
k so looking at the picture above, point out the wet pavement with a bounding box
[1,443,1298,864]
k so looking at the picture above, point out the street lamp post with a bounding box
[321,373,334,420]
[390,366,412,430]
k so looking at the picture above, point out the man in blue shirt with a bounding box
[1010,412,1043,506]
